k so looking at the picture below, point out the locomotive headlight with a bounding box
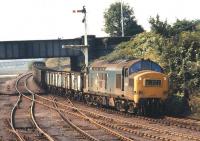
[164,77,167,80]
[139,77,142,81]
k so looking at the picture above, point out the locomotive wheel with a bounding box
[78,92,83,102]
[84,95,92,105]
[127,103,135,114]
[74,92,81,101]
[95,96,103,108]
[65,91,68,97]
[115,101,124,112]
[91,96,98,106]
[68,91,73,100]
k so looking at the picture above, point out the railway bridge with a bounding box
[0,35,130,70]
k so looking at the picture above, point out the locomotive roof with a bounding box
[90,59,141,70]
[90,59,163,72]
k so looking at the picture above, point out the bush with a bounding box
[165,92,190,116]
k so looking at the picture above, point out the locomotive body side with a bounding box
[85,59,168,115]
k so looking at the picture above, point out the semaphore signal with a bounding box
[62,6,89,68]
[73,6,86,13]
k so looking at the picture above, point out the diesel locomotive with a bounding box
[32,59,169,116]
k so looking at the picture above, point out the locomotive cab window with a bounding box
[145,79,161,87]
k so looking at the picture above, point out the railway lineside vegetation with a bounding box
[103,7,200,116]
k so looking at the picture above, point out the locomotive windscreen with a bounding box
[129,60,162,74]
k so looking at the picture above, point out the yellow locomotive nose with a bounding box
[132,71,168,103]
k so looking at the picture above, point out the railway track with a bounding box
[58,97,200,141]
[34,96,136,140]
[164,116,200,131]
[25,75,55,141]
[10,73,54,141]
[81,107,200,141]
[57,98,174,141]
[52,98,135,141]
[29,93,200,141]
[10,73,28,141]
[24,76,135,141]
[74,100,200,132]
[13,74,200,141]
[52,99,99,141]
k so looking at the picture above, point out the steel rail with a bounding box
[34,94,200,141]
[81,104,200,141]
[61,99,175,141]
[86,103,200,132]
[21,88,134,140]
[24,75,55,141]
[53,99,99,141]
[45,96,134,141]
[10,73,32,141]
[21,79,200,141]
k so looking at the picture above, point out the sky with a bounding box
[0,0,199,41]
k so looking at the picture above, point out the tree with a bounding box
[149,15,172,37]
[104,2,144,36]
[149,15,200,37]
[172,19,200,35]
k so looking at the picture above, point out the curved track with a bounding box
[10,73,54,141]
[71,99,200,133]
[52,99,99,141]
[25,75,55,141]
[12,73,200,141]
[33,96,135,140]
[10,73,29,141]
[57,98,173,141]
[57,97,200,141]
[28,93,200,141]
[23,76,135,141]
